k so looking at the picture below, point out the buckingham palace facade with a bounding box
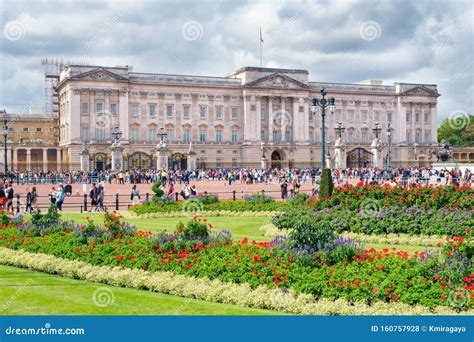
[56,65,440,170]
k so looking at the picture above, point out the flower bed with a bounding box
[1,248,468,315]
[273,206,473,237]
[308,184,473,210]
[0,212,471,311]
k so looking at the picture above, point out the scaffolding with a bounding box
[41,58,88,115]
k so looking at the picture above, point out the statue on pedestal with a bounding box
[334,137,346,169]
[371,138,384,169]
[187,141,196,171]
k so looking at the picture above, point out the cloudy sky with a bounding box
[1,0,472,124]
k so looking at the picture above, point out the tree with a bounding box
[318,168,334,198]
[437,114,473,146]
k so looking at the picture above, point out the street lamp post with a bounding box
[111,125,123,144]
[372,122,382,139]
[335,121,345,139]
[2,117,8,174]
[311,88,335,169]
[386,122,393,178]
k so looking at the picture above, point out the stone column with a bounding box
[43,148,48,172]
[156,145,169,170]
[119,90,129,142]
[26,148,31,171]
[80,146,90,172]
[268,97,273,142]
[281,97,287,142]
[111,143,124,172]
[12,148,17,171]
[256,96,262,142]
[292,97,299,142]
[334,138,346,169]
[243,95,251,143]
[303,98,310,142]
[57,149,62,172]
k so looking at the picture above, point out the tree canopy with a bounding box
[437,114,473,146]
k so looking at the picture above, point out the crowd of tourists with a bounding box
[0,166,472,187]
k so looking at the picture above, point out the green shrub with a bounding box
[318,168,334,198]
[151,180,164,202]
[197,194,219,205]
[289,193,310,206]
[177,218,209,239]
[289,215,336,250]
[244,192,275,204]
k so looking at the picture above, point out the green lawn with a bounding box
[60,213,273,242]
[0,265,278,315]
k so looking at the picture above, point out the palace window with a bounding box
[424,131,430,143]
[361,110,367,122]
[36,127,42,132]
[96,102,103,114]
[348,110,354,122]
[272,130,277,141]
[415,131,421,143]
[81,102,89,115]
[424,113,429,124]
[96,128,105,141]
[406,131,411,144]
[199,106,206,118]
[110,103,117,115]
[183,105,190,119]
[166,105,173,118]
[199,130,206,142]
[415,112,420,123]
[149,104,157,117]
[22,127,29,132]
[387,112,392,123]
[406,112,411,123]
[131,128,139,142]
[148,129,157,142]
[183,130,190,142]
[81,127,89,140]
[167,129,173,141]
[285,130,290,141]
[131,104,139,117]
[231,107,238,120]
[361,129,368,144]
[231,130,238,142]
[261,130,265,141]
[215,130,222,142]
[347,129,355,144]
[215,106,222,119]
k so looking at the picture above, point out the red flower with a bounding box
[354,281,361,287]
[253,255,260,262]
[282,277,288,282]
[274,279,280,285]
[440,295,446,301]
[391,294,398,301]
[436,242,442,247]
[385,288,391,294]
[372,288,379,293]
[337,282,343,287]
[131,255,136,259]
[466,228,471,234]
[329,280,335,286]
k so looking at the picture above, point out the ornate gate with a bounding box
[346,148,372,168]
[128,152,152,170]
